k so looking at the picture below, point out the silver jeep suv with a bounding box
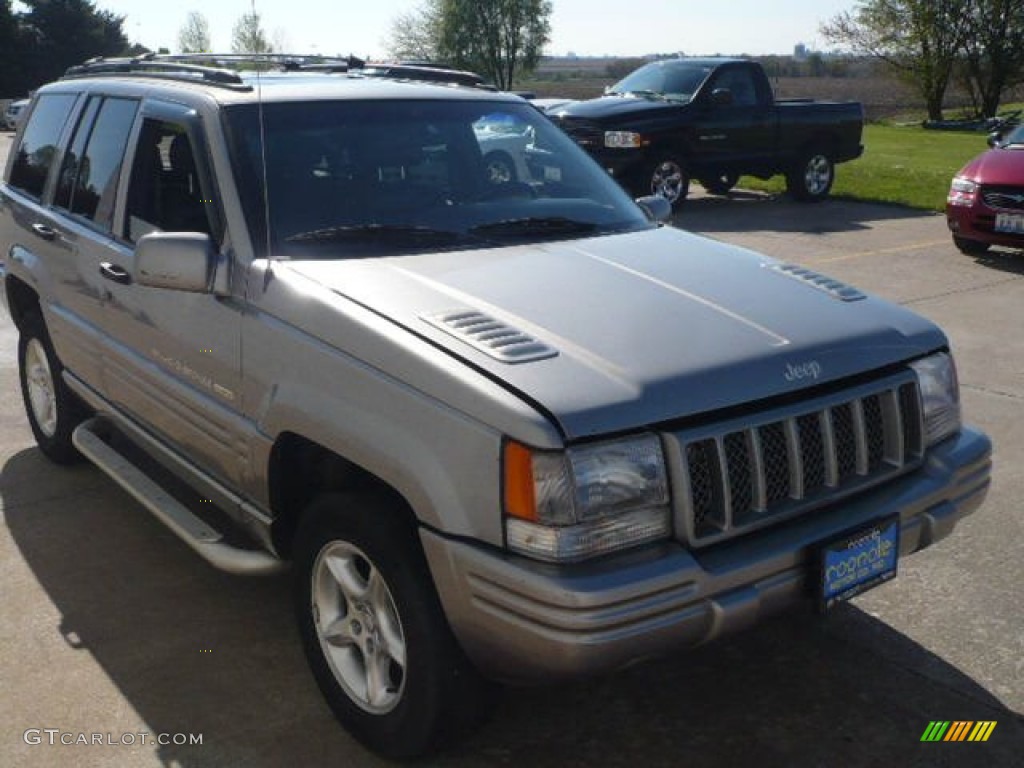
[0,55,991,758]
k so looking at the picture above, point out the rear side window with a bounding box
[55,96,139,230]
[7,94,78,199]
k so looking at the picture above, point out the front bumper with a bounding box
[946,204,1024,249]
[422,426,991,683]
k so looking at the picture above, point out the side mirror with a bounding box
[635,195,672,223]
[711,88,734,107]
[135,232,216,293]
[987,131,1002,148]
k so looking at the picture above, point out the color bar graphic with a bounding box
[920,721,996,742]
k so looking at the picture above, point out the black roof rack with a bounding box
[61,53,368,91]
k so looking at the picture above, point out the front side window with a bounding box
[54,96,138,229]
[123,119,215,243]
[225,99,652,259]
[7,93,78,199]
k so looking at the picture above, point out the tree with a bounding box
[178,11,211,54]
[821,0,973,120]
[231,11,271,54]
[0,0,28,95]
[437,0,551,89]
[18,0,128,91]
[386,0,442,61]
[959,0,1024,117]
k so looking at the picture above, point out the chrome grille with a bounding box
[981,186,1024,211]
[553,116,603,149]
[676,373,924,542]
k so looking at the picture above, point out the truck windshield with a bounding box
[608,60,713,103]
[224,99,652,258]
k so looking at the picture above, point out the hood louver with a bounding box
[769,263,866,302]
[422,309,558,364]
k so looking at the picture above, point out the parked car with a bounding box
[3,98,29,130]
[548,58,864,207]
[946,123,1024,254]
[0,55,990,758]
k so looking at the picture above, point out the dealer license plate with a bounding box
[995,212,1024,234]
[820,516,899,611]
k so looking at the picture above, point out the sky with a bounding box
[74,1,856,59]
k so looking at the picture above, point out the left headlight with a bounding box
[910,352,961,446]
[947,176,977,207]
[503,434,672,562]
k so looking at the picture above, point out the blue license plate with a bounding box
[820,516,900,611]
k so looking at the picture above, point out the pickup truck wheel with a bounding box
[294,493,492,758]
[952,235,990,256]
[787,148,834,201]
[645,157,689,209]
[17,311,87,464]
[700,172,739,195]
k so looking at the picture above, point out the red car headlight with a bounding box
[947,176,978,207]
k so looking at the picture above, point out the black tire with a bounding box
[700,172,740,195]
[293,493,492,758]
[953,235,990,256]
[642,156,690,209]
[786,147,834,202]
[483,151,517,185]
[17,311,88,464]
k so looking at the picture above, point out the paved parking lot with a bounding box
[1,129,1022,767]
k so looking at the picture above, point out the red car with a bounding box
[946,124,1024,254]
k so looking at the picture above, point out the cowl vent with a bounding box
[422,310,558,364]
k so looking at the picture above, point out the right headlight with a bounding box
[910,352,961,446]
[502,434,671,562]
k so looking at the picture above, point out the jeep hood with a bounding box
[282,227,945,440]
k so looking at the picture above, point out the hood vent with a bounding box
[423,309,558,364]
[769,263,866,302]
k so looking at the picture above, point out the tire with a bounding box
[786,147,834,202]
[953,235,990,256]
[643,156,690,209]
[700,172,739,195]
[293,493,492,758]
[483,151,517,185]
[17,311,88,464]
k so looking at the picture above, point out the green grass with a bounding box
[741,124,994,211]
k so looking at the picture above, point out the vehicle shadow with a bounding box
[972,248,1024,276]
[675,190,938,236]
[3,448,1021,768]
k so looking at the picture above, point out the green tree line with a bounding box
[1,0,132,96]
[823,0,1024,120]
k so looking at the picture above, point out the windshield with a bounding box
[225,100,651,258]
[1001,124,1024,147]
[608,60,714,103]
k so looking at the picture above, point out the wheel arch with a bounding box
[5,273,41,331]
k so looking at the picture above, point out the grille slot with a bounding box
[422,310,557,364]
[679,374,923,544]
[981,186,1024,211]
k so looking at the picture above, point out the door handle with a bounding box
[99,261,132,285]
[31,223,56,241]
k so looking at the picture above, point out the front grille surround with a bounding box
[667,371,924,546]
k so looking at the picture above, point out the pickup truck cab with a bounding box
[0,55,988,758]
[550,58,864,207]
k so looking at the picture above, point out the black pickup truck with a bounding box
[548,58,864,207]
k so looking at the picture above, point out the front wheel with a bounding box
[17,311,88,463]
[293,493,492,758]
[787,148,834,202]
[643,157,689,209]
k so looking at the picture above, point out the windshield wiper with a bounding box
[470,216,598,239]
[285,224,468,245]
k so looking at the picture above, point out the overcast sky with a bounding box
[82,1,855,59]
